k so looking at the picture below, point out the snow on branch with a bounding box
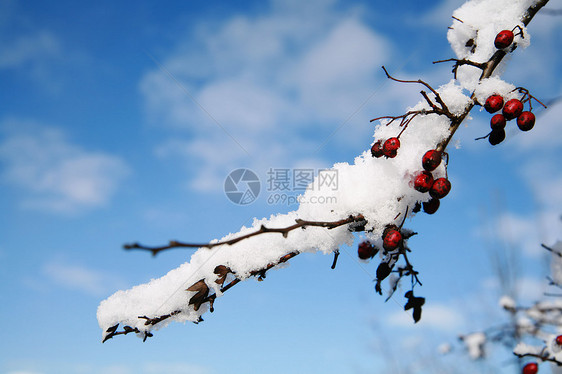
[97,0,551,342]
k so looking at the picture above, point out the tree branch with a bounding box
[124,214,365,256]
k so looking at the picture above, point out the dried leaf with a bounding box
[404,290,425,323]
[214,265,232,286]
[106,324,119,334]
[376,262,392,282]
[187,279,210,311]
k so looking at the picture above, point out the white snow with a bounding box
[499,295,516,310]
[462,332,486,359]
[514,342,544,357]
[448,0,533,91]
[473,77,519,107]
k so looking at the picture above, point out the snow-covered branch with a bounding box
[97,0,551,343]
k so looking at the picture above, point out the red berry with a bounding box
[383,137,400,158]
[522,362,538,374]
[494,30,514,49]
[489,129,506,145]
[422,198,440,214]
[358,241,378,260]
[371,140,384,158]
[383,229,402,251]
[484,95,504,113]
[490,114,507,130]
[422,150,442,171]
[503,99,523,120]
[556,335,562,346]
[517,111,535,131]
[430,178,451,199]
[413,171,434,193]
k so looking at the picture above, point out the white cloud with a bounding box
[140,0,401,192]
[0,119,130,213]
[478,210,560,258]
[516,276,547,302]
[197,78,289,131]
[42,261,127,297]
[386,303,465,332]
[481,276,547,303]
[0,31,62,69]
[495,212,541,255]
[520,158,562,211]
[420,0,465,29]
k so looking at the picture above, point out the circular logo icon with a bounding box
[224,168,260,205]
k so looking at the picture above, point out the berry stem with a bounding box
[401,249,422,288]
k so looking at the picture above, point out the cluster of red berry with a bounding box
[357,225,403,260]
[357,25,535,322]
[358,226,401,260]
[371,137,401,158]
[478,27,545,146]
[412,149,451,215]
[482,93,535,145]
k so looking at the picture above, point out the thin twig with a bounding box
[543,243,562,258]
[514,351,562,366]
[433,58,487,79]
[125,214,365,256]
[331,250,340,269]
[381,66,453,118]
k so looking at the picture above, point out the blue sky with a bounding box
[0,0,561,373]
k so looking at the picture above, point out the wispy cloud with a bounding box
[0,118,130,213]
[139,0,410,192]
[481,275,547,303]
[0,31,62,69]
[42,261,127,297]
